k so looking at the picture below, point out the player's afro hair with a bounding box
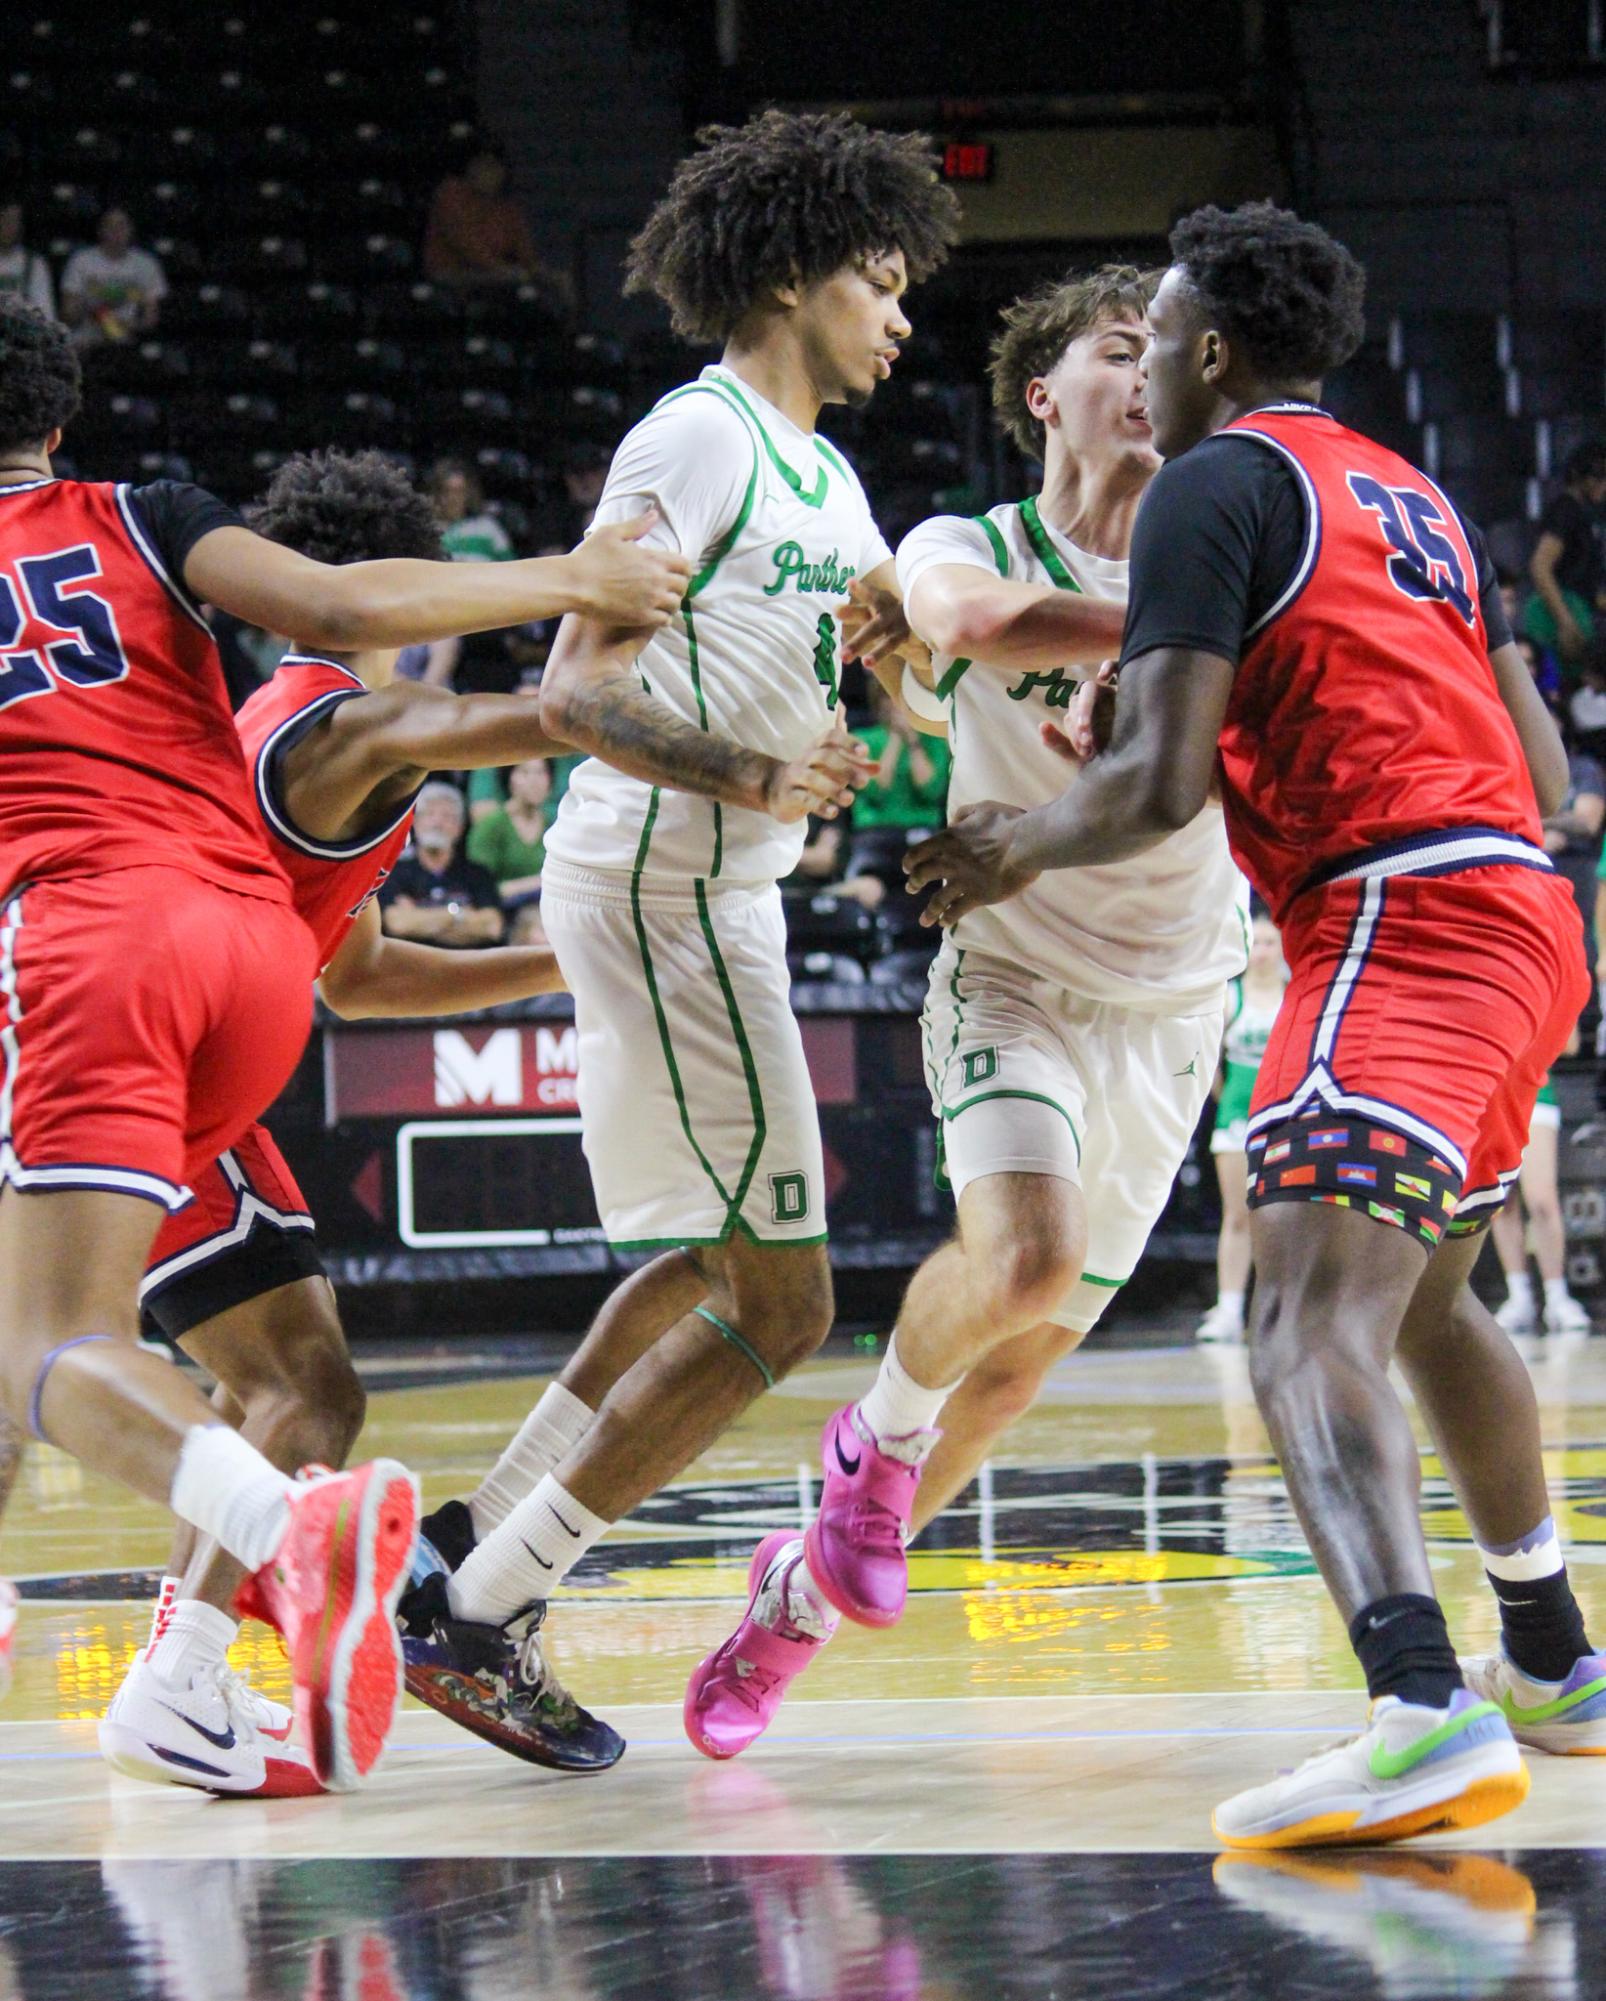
[1169,201,1366,382]
[625,109,961,344]
[246,449,443,564]
[989,264,1158,460]
[0,295,82,454]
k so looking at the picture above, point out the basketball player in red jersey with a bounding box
[0,299,690,1787]
[906,204,1599,1848]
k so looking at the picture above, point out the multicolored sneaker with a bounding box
[99,1654,323,1798]
[245,1459,419,1793]
[803,1405,934,1628]
[684,1533,838,1760]
[1462,1648,1606,1754]
[1213,1691,1529,1849]
[0,1578,17,1702]
[401,1574,623,1772]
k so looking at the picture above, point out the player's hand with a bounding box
[1056,660,1118,762]
[838,578,917,669]
[763,720,876,824]
[568,511,692,628]
[902,802,1039,927]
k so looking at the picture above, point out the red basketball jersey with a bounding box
[0,478,290,904]
[236,653,419,970]
[1215,407,1541,918]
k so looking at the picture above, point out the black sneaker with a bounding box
[400,1573,625,1773]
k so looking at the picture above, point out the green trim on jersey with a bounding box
[694,878,768,1224]
[1081,1272,1125,1289]
[939,1086,1082,1166]
[704,373,830,509]
[1018,495,1083,594]
[933,514,1013,701]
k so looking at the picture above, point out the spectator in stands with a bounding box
[1570,641,1606,761]
[466,756,551,942]
[781,815,886,910]
[1526,439,1606,670]
[380,780,505,947]
[60,206,165,345]
[418,458,518,691]
[423,143,573,313]
[853,680,951,831]
[0,202,54,318]
[1543,738,1606,967]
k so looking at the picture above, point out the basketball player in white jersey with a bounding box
[395,110,961,1759]
[684,265,1250,1754]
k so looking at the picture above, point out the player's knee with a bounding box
[725,1254,834,1378]
[980,1229,1081,1329]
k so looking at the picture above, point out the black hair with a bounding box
[625,109,960,344]
[1169,201,1366,382]
[0,295,82,454]
[246,449,443,563]
[1563,439,1606,485]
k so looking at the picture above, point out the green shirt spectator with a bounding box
[465,758,552,904]
[853,717,951,829]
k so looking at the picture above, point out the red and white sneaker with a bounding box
[243,1460,419,1792]
[99,1654,324,1797]
[0,1578,18,1702]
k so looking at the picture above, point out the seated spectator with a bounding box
[1526,440,1606,673]
[419,459,520,692]
[0,201,54,318]
[60,206,166,345]
[380,781,505,948]
[853,681,952,831]
[423,143,573,313]
[467,757,551,943]
[1545,740,1606,970]
[781,815,885,910]
[1570,643,1606,762]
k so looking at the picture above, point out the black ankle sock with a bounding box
[1487,1564,1593,1682]
[1348,1593,1463,1709]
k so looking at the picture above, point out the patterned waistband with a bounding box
[1297,826,1553,897]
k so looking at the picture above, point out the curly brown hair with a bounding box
[247,449,443,564]
[625,109,960,345]
[989,264,1157,461]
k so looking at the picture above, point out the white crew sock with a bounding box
[1544,1276,1575,1311]
[448,1474,610,1626]
[784,1549,840,1639]
[144,1574,181,1656]
[469,1383,596,1538]
[168,1425,296,1575]
[145,1599,238,1688]
[856,1329,957,1448]
[1505,1270,1536,1309]
[1215,1290,1246,1320]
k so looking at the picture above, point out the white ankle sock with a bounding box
[167,1425,296,1575]
[1544,1276,1574,1310]
[469,1383,595,1538]
[146,1599,237,1688]
[857,1330,957,1445]
[1506,1271,1536,1308]
[144,1574,180,1656]
[448,1474,610,1626]
[1215,1290,1246,1318]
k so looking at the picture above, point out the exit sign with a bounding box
[942,141,994,182]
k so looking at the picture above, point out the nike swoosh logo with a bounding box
[159,1702,236,1752]
[552,1508,581,1538]
[521,1540,554,1572]
[1499,1672,1606,1726]
[835,1433,861,1477]
[1367,1700,1499,1780]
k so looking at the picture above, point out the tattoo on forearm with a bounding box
[562,674,766,806]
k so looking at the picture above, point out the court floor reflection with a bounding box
[0,1848,1598,2001]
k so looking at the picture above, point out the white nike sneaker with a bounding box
[1494,1293,1538,1334]
[99,1655,322,1797]
[1542,1291,1592,1334]
[1213,1691,1529,1849]
[0,1578,17,1702]
[1461,1648,1606,1754]
[1196,1300,1246,1344]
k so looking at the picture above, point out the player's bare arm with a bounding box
[840,569,948,736]
[539,614,875,822]
[1488,639,1571,815]
[906,563,1126,674]
[275,683,569,846]
[181,511,691,652]
[904,643,1233,926]
[317,900,562,1020]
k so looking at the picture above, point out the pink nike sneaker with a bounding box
[803,1404,933,1628]
[684,1533,837,1760]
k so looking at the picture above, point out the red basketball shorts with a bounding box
[1247,857,1589,1246]
[0,866,317,1213]
[142,1121,323,1340]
